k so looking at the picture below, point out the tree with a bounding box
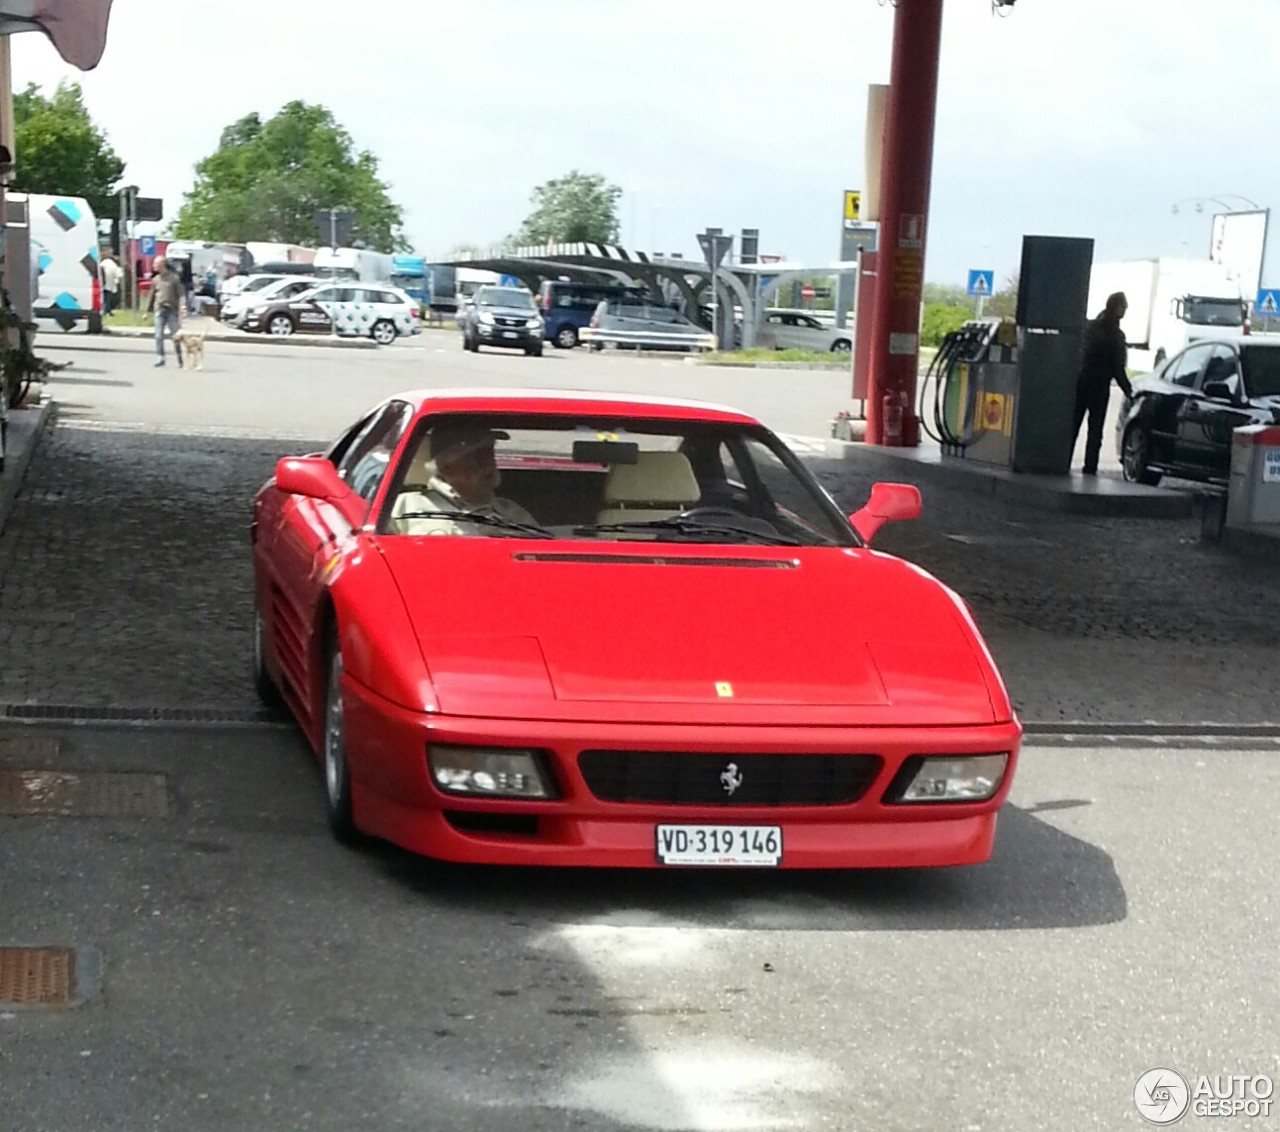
[12,81,125,219]
[172,101,407,252]
[986,274,1019,321]
[920,303,971,347]
[513,171,621,246]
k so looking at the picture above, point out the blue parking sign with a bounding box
[139,235,156,257]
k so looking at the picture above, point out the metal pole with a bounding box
[865,0,944,447]
[329,209,338,338]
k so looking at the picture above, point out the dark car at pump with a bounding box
[1118,336,1280,485]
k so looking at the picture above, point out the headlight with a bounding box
[478,311,495,325]
[526,317,541,329]
[428,744,553,798]
[892,753,1008,803]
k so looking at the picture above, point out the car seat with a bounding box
[596,451,700,525]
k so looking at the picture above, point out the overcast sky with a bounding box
[11,0,1277,290]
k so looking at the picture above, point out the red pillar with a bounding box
[865,0,945,447]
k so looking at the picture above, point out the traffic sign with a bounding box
[138,235,156,257]
[499,274,520,287]
[800,285,816,300]
[844,190,861,222]
[968,269,994,298]
[1256,288,1280,316]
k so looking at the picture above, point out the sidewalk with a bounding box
[100,314,376,350]
[0,398,55,534]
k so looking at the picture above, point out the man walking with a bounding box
[1073,291,1133,475]
[99,253,122,317]
[146,256,184,368]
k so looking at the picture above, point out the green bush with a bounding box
[921,303,970,347]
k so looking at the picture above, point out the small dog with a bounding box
[171,329,206,371]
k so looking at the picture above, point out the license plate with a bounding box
[502,331,518,338]
[656,824,782,867]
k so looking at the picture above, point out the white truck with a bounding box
[1087,257,1247,367]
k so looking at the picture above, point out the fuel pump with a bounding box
[924,235,1095,474]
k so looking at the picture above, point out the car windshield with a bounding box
[476,288,535,310]
[1241,346,1280,397]
[1184,297,1243,326]
[379,413,858,548]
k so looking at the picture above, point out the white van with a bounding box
[312,247,393,283]
[11,192,102,333]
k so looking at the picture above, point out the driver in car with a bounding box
[391,424,541,536]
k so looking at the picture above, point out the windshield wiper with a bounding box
[573,517,801,546]
[393,509,553,538]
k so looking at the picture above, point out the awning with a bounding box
[0,0,114,71]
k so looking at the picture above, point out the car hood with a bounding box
[477,305,537,318]
[376,540,1002,726]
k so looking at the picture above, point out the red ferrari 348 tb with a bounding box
[251,389,1021,869]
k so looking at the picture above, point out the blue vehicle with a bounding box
[537,279,647,348]
[390,255,430,307]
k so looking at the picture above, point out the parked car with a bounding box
[251,388,1022,869]
[1117,336,1280,485]
[243,283,420,344]
[218,272,298,306]
[582,297,716,352]
[537,279,645,349]
[762,308,852,353]
[220,275,321,328]
[459,285,543,356]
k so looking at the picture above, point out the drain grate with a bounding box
[0,947,73,1006]
[0,703,283,725]
[0,770,169,817]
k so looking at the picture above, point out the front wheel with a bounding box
[526,343,543,357]
[831,339,852,353]
[554,325,578,349]
[1122,425,1162,486]
[268,314,294,337]
[322,642,357,842]
[371,319,397,346]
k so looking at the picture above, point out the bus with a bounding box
[537,279,648,348]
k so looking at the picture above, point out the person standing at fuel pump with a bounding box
[1073,291,1133,475]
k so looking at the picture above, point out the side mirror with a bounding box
[275,456,353,503]
[1203,374,1242,403]
[850,482,922,543]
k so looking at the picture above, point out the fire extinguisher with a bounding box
[883,390,906,444]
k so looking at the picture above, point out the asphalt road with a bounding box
[2,724,1276,1131]
[0,328,1273,1132]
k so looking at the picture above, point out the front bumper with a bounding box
[475,323,540,348]
[342,677,1021,869]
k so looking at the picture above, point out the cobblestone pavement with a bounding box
[814,458,1280,723]
[0,416,1277,724]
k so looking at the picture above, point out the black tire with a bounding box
[252,606,282,708]
[1122,425,1162,486]
[831,338,852,353]
[526,343,543,357]
[268,313,294,337]
[464,332,479,353]
[371,319,397,346]
[322,639,358,843]
[554,325,578,349]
